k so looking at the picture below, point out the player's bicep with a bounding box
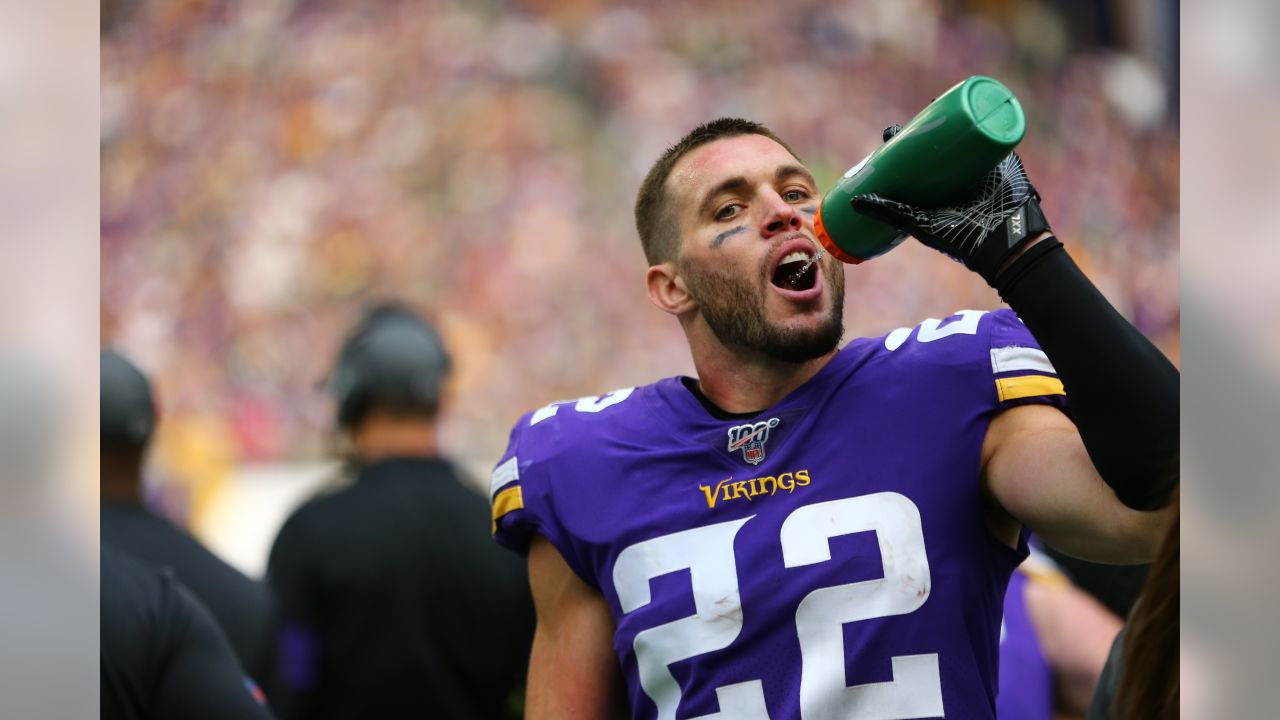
[526,534,618,720]
[982,404,1170,564]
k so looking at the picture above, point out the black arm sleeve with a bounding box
[995,239,1179,510]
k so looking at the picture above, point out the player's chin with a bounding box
[769,300,836,334]
[766,308,843,362]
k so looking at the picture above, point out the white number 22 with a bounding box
[612,493,943,720]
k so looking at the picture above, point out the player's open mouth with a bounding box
[771,250,818,292]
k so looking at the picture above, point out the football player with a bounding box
[490,118,1177,719]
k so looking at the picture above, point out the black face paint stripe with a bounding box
[712,225,746,248]
[800,205,817,216]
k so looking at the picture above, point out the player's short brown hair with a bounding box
[634,118,798,266]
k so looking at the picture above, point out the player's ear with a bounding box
[647,262,695,316]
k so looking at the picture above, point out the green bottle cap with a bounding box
[964,76,1025,146]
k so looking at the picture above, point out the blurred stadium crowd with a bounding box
[100,0,1178,515]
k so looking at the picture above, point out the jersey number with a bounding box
[612,493,943,720]
[884,309,985,352]
[529,388,636,426]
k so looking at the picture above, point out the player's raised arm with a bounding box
[525,535,619,720]
[851,131,1178,559]
[980,403,1171,563]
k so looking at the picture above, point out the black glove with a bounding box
[850,124,1051,286]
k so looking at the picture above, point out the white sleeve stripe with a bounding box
[490,456,520,500]
[990,346,1057,375]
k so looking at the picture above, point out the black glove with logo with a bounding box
[852,127,1177,511]
[850,124,1051,287]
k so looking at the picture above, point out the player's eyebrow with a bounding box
[775,164,817,189]
[695,164,818,220]
[696,175,751,219]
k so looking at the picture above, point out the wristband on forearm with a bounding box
[995,239,1179,510]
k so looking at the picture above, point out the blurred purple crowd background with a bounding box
[100,0,1178,505]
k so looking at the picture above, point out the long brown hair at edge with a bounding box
[1114,498,1179,718]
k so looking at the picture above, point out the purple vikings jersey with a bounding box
[492,309,1068,720]
[996,568,1054,720]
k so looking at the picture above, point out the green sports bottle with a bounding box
[814,75,1026,264]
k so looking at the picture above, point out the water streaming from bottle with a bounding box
[787,248,825,288]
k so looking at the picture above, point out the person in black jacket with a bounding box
[102,547,274,720]
[100,350,275,687]
[267,303,535,720]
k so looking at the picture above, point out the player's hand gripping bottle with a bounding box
[814,75,1026,263]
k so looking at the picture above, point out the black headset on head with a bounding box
[101,349,156,451]
[328,303,452,431]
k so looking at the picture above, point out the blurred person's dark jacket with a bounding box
[265,303,534,718]
[101,348,276,691]
[267,457,534,719]
[101,547,275,720]
[101,500,276,684]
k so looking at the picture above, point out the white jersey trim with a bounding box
[490,456,520,500]
[990,346,1057,376]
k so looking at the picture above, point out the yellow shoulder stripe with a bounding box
[996,375,1065,402]
[491,485,524,534]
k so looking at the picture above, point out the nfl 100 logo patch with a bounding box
[726,417,780,465]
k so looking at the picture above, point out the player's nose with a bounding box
[760,189,802,238]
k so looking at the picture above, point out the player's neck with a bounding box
[100,451,144,504]
[690,343,836,414]
[100,480,142,504]
[350,413,439,462]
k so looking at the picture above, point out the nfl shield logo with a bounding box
[726,417,781,465]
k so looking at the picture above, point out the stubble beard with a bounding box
[680,254,845,364]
